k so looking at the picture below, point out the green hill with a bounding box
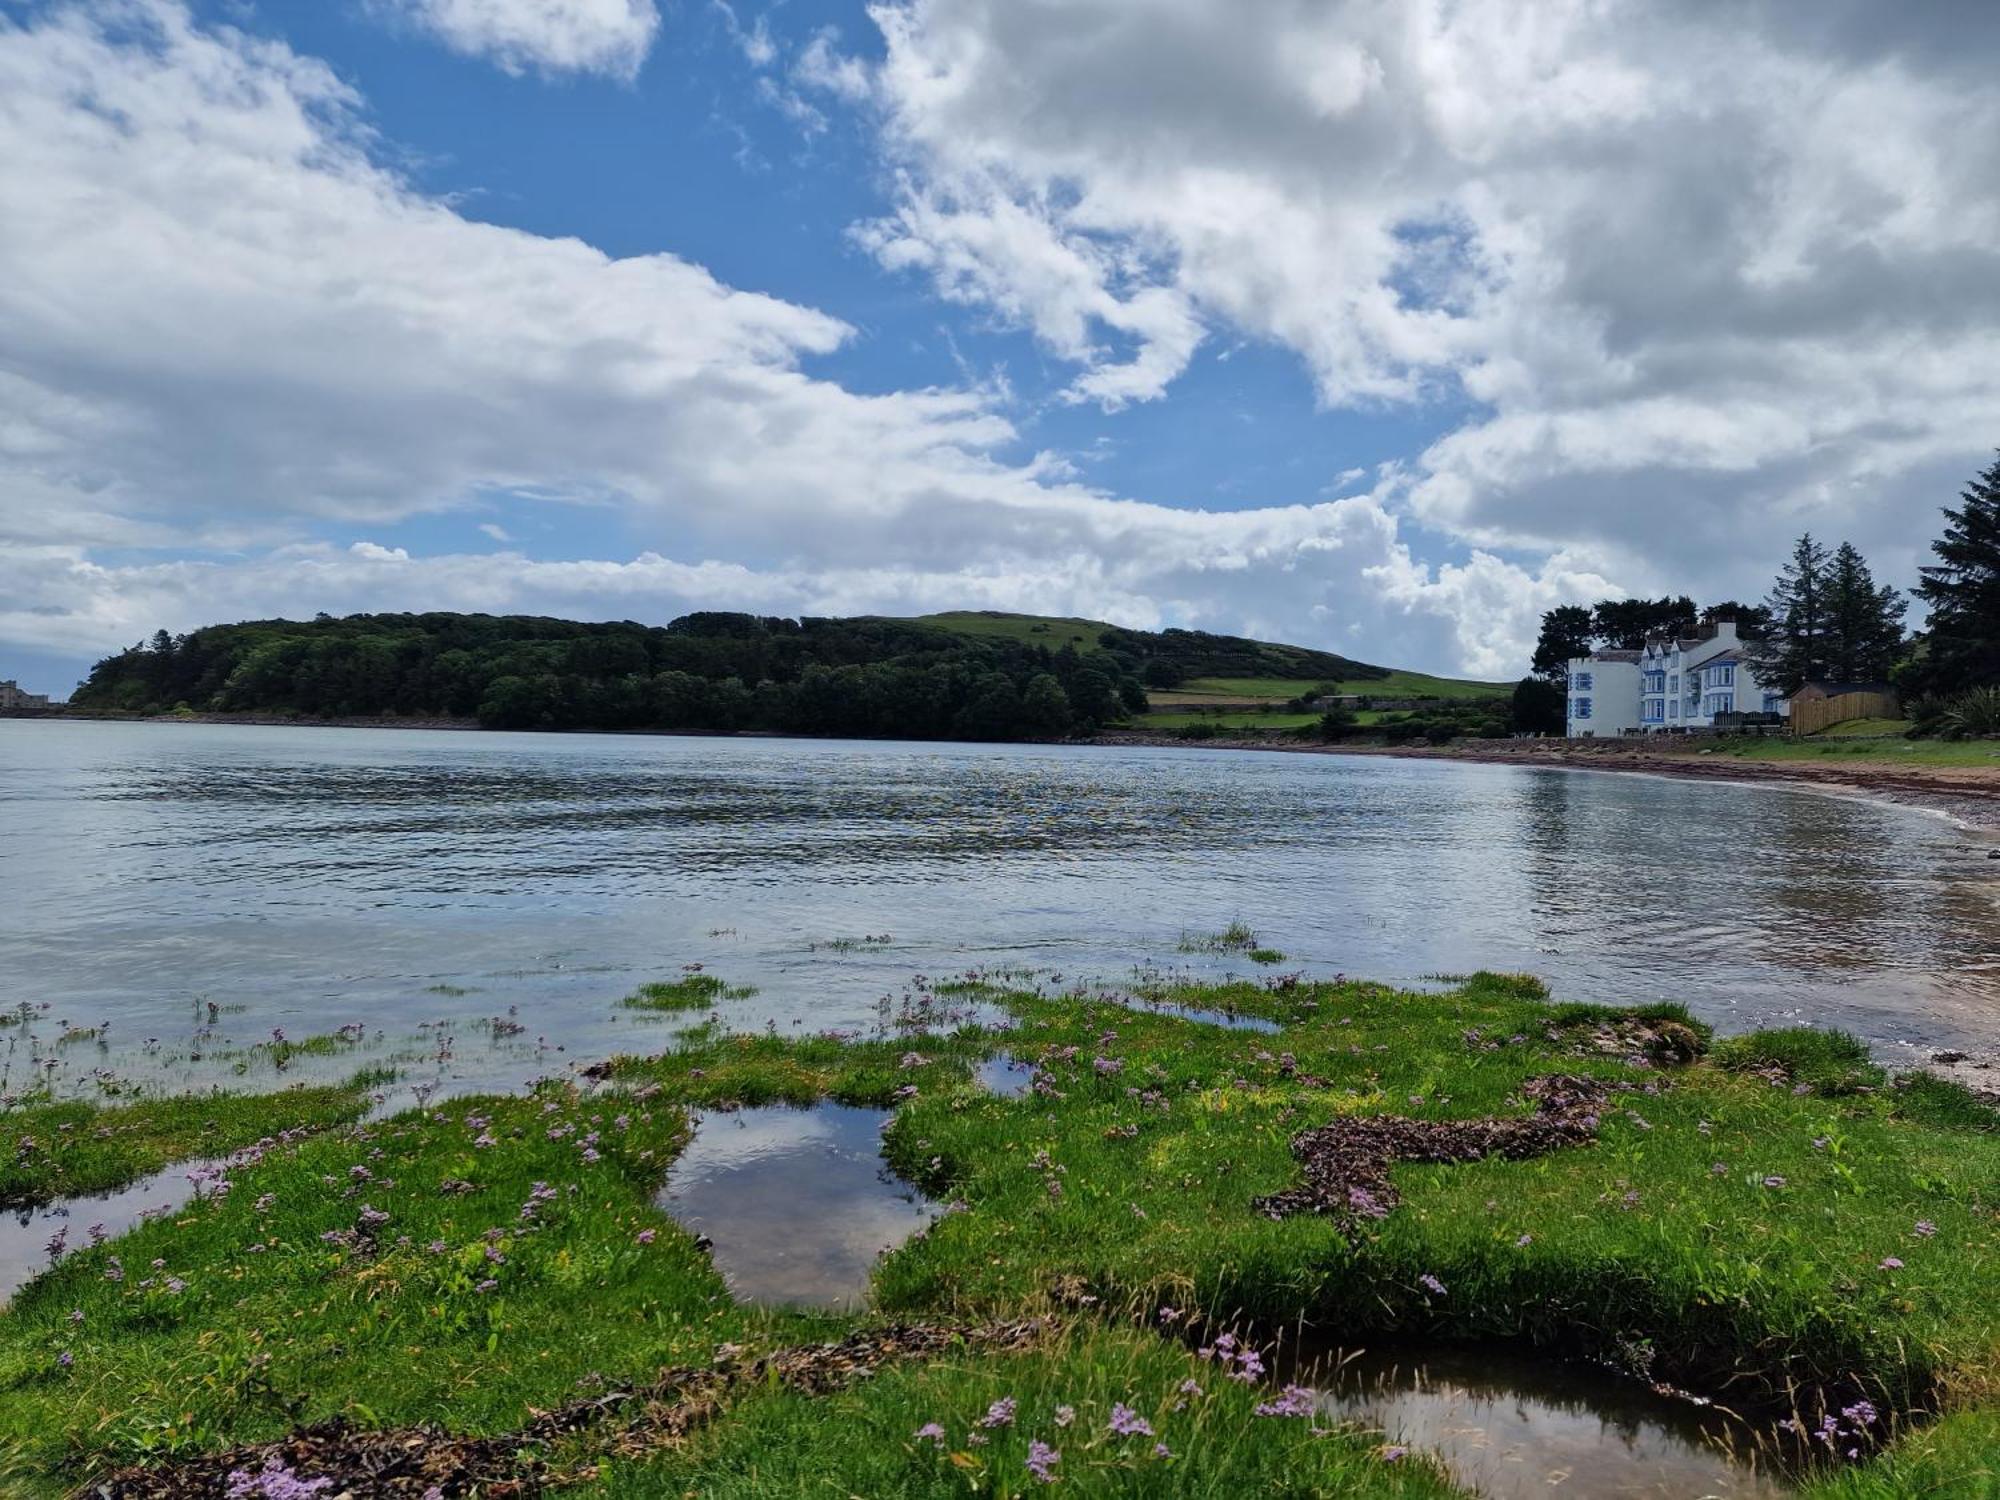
[909,611,1507,702]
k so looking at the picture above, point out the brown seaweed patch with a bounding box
[88,1318,1049,1499]
[1253,1074,1639,1226]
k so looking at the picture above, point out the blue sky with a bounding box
[2,0,1994,694]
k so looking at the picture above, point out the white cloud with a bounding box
[851,0,2000,600]
[0,0,1628,687]
[370,0,660,79]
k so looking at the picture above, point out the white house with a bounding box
[1562,649,1641,737]
[1567,620,1784,738]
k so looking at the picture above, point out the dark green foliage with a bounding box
[71,611,1162,742]
[1591,595,1698,650]
[1511,676,1565,735]
[1825,543,1907,684]
[1915,452,2000,694]
[1714,1028,1884,1095]
[622,974,756,1011]
[1531,605,1595,681]
[1754,534,1835,695]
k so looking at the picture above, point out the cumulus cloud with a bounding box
[369,0,660,78]
[0,0,1575,686]
[848,0,2000,597]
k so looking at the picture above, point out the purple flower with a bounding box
[1177,1379,1201,1396]
[57,1350,72,1370]
[1254,1385,1315,1418]
[914,1422,945,1445]
[1879,1256,1904,1270]
[1153,1442,1171,1458]
[1418,1273,1447,1296]
[1026,1440,1061,1483]
[1710,1162,1728,1175]
[225,1455,333,1499]
[978,1397,1017,1429]
[1053,1405,1075,1427]
[1913,1220,1937,1238]
[636,1229,657,1245]
[1107,1402,1154,1437]
[1515,1233,1533,1247]
[1382,1444,1408,1462]
[165,1276,187,1294]
[1762,1175,1788,1189]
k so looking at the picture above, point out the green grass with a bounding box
[0,1083,371,1209]
[4,972,1996,1497]
[1176,673,1508,702]
[1177,921,1259,953]
[913,611,1110,651]
[1811,718,1915,738]
[622,972,757,1011]
[1681,736,2000,767]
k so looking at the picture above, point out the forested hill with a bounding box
[70,610,1391,740]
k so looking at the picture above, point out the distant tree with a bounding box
[952,674,1024,740]
[1510,676,1566,736]
[1019,673,1073,737]
[1530,606,1596,681]
[1915,453,2000,693]
[1824,542,1907,684]
[1752,534,1834,695]
[1700,601,1772,637]
[1314,704,1359,741]
[1590,595,1698,650]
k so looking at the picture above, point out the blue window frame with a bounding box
[1574,697,1593,720]
[1570,671,1594,692]
[1713,664,1735,687]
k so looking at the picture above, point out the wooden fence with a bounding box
[1791,690,1898,736]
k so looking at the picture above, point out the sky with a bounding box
[2,0,1997,696]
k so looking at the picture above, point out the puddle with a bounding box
[1296,1344,1790,1498]
[659,1103,935,1308]
[977,1053,1035,1097]
[1132,1000,1282,1033]
[1,1164,200,1303]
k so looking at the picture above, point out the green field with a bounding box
[1177,672,1510,701]
[912,611,1110,650]
[1685,734,2000,768]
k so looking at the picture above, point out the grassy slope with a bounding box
[1178,673,1509,701]
[3,975,1995,1497]
[912,611,1111,651]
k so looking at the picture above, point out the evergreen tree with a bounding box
[1510,676,1566,736]
[1916,453,2000,693]
[1824,542,1906,683]
[1753,534,1833,695]
[1589,595,1698,650]
[1530,605,1596,681]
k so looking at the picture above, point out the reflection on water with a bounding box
[2,721,1995,1101]
[977,1053,1035,1097]
[0,1164,197,1303]
[1304,1344,1790,1499]
[659,1103,934,1307]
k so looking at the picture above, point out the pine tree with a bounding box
[1916,453,2000,693]
[1753,533,1833,695]
[1824,542,1906,683]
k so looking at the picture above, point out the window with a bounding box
[1570,671,1594,692]
[1643,671,1666,693]
[1705,692,1735,716]
[1574,697,1593,720]
[1668,674,1679,692]
[1669,701,1680,718]
[1713,664,1735,687]
[1763,693,1784,714]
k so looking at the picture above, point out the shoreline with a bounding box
[1089,729,2000,834]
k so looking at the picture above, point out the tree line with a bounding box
[1519,452,2000,730]
[68,610,1389,743]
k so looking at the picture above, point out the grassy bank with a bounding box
[1,972,1994,1496]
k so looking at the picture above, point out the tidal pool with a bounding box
[1299,1343,1791,1499]
[977,1052,1035,1096]
[658,1102,935,1307]
[0,1164,199,1303]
